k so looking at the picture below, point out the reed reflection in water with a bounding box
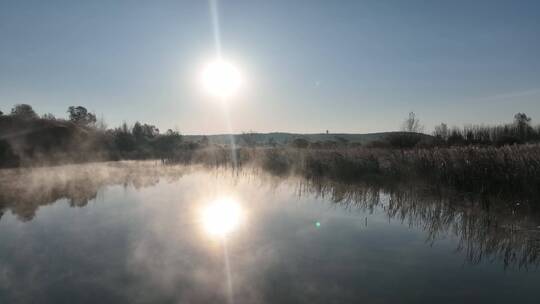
[0,161,539,303]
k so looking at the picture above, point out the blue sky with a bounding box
[1,0,539,134]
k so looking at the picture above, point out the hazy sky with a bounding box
[1,0,539,134]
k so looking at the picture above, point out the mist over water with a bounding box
[0,162,539,303]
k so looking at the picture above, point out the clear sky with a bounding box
[1,0,539,134]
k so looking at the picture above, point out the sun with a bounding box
[201,197,244,237]
[200,59,243,99]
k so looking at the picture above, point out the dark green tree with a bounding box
[11,104,38,120]
[68,106,97,126]
[154,129,182,157]
[133,122,159,142]
[114,122,136,152]
[514,113,532,141]
[132,122,144,143]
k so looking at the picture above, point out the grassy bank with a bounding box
[168,144,540,197]
[2,104,539,198]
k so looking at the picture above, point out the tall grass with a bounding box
[171,145,540,198]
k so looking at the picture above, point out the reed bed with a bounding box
[170,144,540,197]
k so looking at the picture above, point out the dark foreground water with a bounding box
[0,162,539,303]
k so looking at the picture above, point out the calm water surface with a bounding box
[0,162,539,303]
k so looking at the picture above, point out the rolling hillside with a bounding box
[184,132,431,146]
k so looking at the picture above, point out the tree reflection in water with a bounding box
[0,161,182,221]
[296,178,540,269]
[0,161,539,269]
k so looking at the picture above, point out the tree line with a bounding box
[0,104,186,167]
[1,103,539,168]
[431,113,539,146]
[386,111,540,148]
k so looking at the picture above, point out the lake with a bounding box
[0,162,539,303]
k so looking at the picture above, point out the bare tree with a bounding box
[402,112,424,133]
[42,113,56,120]
[96,115,108,131]
[433,123,448,140]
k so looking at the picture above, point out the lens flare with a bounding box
[202,197,243,237]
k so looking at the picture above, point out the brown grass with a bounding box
[169,144,540,198]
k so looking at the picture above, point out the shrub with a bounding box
[291,138,309,149]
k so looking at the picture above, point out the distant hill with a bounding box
[0,113,433,168]
[183,132,432,146]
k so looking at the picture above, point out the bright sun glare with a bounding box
[201,59,242,99]
[202,197,244,237]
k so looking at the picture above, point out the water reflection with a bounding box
[0,161,539,270]
[198,196,244,304]
[201,197,244,237]
[1,162,540,303]
[0,161,181,221]
[298,178,540,269]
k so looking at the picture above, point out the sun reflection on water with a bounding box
[201,197,244,237]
